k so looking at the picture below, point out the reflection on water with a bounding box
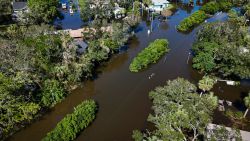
[54,0,85,29]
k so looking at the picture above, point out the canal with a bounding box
[8,1,250,141]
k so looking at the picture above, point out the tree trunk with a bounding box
[199,91,203,97]
[244,108,249,118]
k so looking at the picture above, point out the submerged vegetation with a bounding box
[177,10,207,32]
[129,39,169,72]
[42,100,97,141]
[177,0,235,32]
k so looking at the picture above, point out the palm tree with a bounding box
[198,75,216,97]
[243,92,250,118]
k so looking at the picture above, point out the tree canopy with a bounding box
[134,78,218,141]
[27,0,60,24]
[192,20,250,79]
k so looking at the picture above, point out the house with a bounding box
[12,1,28,21]
[149,0,170,12]
[114,3,126,19]
[12,2,27,13]
[62,3,67,9]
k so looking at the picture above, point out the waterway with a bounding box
[8,1,250,141]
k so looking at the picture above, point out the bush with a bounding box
[41,79,65,107]
[177,10,207,32]
[200,1,220,14]
[219,1,233,12]
[42,100,97,141]
[129,39,169,72]
[177,1,233,32]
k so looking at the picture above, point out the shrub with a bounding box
[177,10,208,32]
[42,100,97,141]
[219,1,233,12]
[129,39,169,72]
[200,1,220,14]
[41,79,65,107]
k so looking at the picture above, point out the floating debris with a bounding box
[219,99,224,105]
[218,105,225,111]
[226,100,232,106]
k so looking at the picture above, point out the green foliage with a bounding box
[192,21,250,78]
[102,22,129,52]
[41,79,65,107]
[192,40,219,72]
[208,126,242,141]
[42,100,97,141]
[226,109,244,120]
[244,93,250,109]
[78,0,92,22]
[198,75,217,92]
[27,0,60,24]
[177,1,233,32]
[129,39,169,72]
[0,0,12,22]
[200,1,220,14]
[200,1,232,14]
[0,24,112,139]
[177,10,208,32]
[0,72,40,137]
[79,0,114,22]
[143,78,218,140]
[132,130,144,141]
[218,1,233,12]
[244,93,250,117]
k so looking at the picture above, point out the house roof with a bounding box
[13,2,27,11]
[74,40,88,54]
[152,0,169,5]
[74,40,88,49]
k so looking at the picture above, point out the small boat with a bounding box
[69,6,73,14]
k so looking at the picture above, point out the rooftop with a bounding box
[152,0,169,5]
[13,2,27,11]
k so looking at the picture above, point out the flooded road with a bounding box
[8,1,250,141]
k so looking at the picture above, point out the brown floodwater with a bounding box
[8,3,250,141]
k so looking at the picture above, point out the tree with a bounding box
[79,0,94,22]
[41,79,65,107]
[0,0,12,22]
[243,92,250,118]
[207,125,242,141]
[198,75,216,97]
[132,130,144,141]
[145,78,218,141]
[27,0,60,24]
[0,73,40,138]
[192,21,250,79]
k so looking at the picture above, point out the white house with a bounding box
[149,0,170,12]
[113,3,126,19]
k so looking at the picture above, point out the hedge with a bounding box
[129,39,169,72]
[177,1,233,32]
[177,10,208,32]
[42,100,97,141]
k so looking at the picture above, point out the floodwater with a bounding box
[8,1,250,141]
[54,0,85,29]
